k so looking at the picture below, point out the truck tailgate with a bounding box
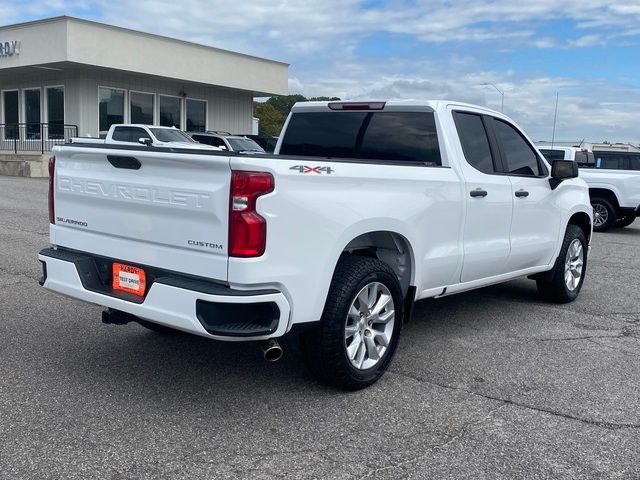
[52,146,231,281]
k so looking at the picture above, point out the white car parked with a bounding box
[188,131,266,154]
[40,100,593,389]
[71,124,223,150]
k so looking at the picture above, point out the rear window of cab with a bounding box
[279,111,442,166]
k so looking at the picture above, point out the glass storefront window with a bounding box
[186,99,206,132]
[46,86,65,139]
[130,91,154,125]
[159,95,181,128]
[99,87,125,133]
[24,88,41,139]
[3,90,18,139]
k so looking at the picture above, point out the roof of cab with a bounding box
[290,99,503,117]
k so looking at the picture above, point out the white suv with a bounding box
[539,146,640,231]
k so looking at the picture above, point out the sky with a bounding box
[2,1,640,144]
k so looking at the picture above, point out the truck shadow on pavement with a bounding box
[54,278,546,403]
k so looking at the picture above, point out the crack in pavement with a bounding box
[0,224,48,237]
[361,404,508,478]
[473,293,635,324]
[537,328,640,342]
[388,371,640,431]
[0,278,34,290]
[586,339,640,359]
[597,240,640,247]
[538,335,624,342]
[0,267,39,283]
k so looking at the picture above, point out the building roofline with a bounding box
[0,15,289,67]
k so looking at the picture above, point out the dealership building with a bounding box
[0,16,288,176]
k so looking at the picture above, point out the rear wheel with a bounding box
[300,255,403,390]
[536,224,587,303]
[615,216,636,228]
[591,197,617,232]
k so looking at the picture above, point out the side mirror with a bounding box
[139,137,152,146]
[550,160,578,190]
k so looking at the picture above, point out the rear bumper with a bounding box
[38,248,291,341]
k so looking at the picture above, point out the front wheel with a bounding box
[536,224,587,303]
[300,255,404,390]
[615,216,636,228]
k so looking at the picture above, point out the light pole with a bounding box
[481,83,504,112]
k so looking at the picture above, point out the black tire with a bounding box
[615,216,636,228]
[300,255,404,390]
[591,197,617,232]
[137,320,181,335]
[536,224,587,303]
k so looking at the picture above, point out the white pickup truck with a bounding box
[71,124,222,150]
[539,146,640,231]
[39,100,593,389]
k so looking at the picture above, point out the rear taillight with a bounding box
[229,171,274,257]
[48,156,55,224]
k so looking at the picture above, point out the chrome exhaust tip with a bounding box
[259,339,283,362]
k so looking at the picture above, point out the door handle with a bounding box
[515,189,529,198]
[470,188,488,198]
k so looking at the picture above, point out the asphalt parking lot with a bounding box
[1,176,639,479]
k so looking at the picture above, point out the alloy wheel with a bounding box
[344,282,395,370]
[564,239,584,291]
[593,203,608,227]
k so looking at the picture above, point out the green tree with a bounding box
[266,94,307,118]
[254,102,285,136]
[255,95,343,136]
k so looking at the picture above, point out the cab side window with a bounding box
[595,153,625,170]
[192,134,210,145]
[111,127,130,142]
[453,112,496,174]
[130,127,151,142]
[209,137,227,149]
[112,126,150,143]
[493,119,541,176]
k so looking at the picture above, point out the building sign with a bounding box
[0,41,20,57]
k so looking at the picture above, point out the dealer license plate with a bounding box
[112,263,146,297]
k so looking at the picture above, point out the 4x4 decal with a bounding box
[290,165,334,174]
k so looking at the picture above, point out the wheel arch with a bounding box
[341,230,415,297]
[589,187,621,209]
[567,211,592,244]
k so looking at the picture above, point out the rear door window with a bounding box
[629,155,640,170]
[453,112,496,174]
[493,119,542,176]
[280,111,441,165]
